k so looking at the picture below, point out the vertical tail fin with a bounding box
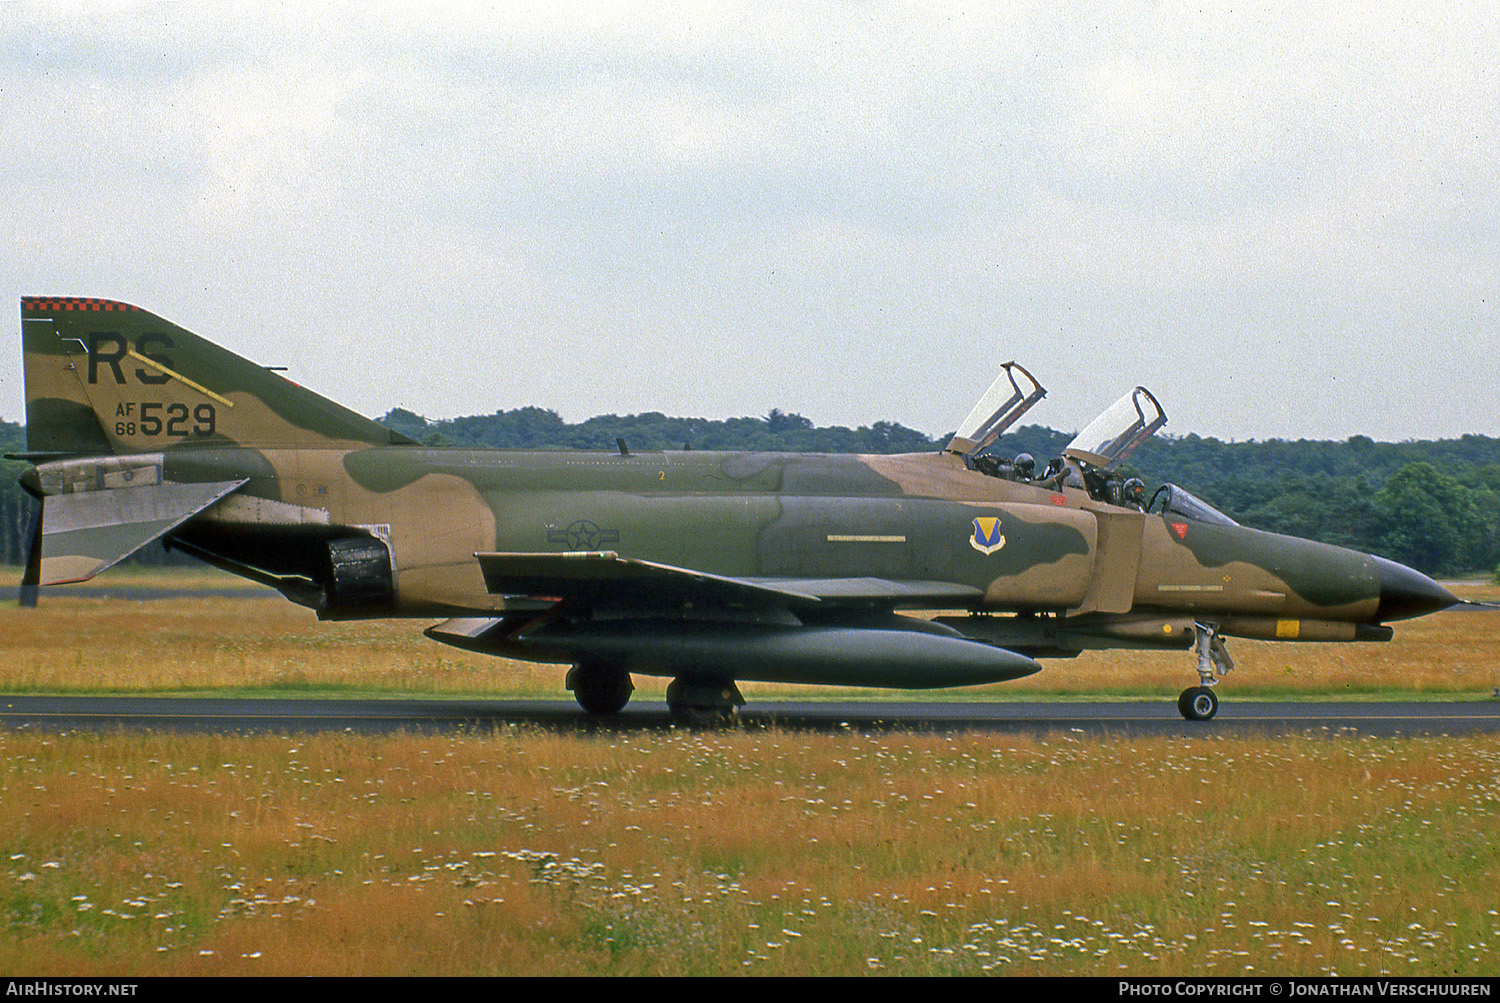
[21,297,413,455]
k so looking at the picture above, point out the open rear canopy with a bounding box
[1063,386,1167,471]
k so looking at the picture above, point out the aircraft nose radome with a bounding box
[1372,555,1457,621]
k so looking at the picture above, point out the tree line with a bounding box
[3,411,1498,577]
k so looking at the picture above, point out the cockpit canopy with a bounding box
[950,367,1237,524]
[945,362,1046,457]
[951,368,1183,510]
[1063,386,1167,472]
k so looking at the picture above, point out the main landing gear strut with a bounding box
[1179,621,1234,721]
[666,676,745,726]
[566,663,745,727]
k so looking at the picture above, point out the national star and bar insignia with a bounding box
[548,519,621,550]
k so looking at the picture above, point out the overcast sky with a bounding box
[3,2,1497,443]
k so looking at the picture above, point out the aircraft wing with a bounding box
[474,551,982,609]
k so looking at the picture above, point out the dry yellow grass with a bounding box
[0,728,1496,975]
[0,593,548,695]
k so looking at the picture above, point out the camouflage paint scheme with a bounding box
[14,298,1457,720]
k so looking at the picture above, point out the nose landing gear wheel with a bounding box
[1177,686,1219,721]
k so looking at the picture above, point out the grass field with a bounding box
[1,728,1496,976]
[1,571,1498,976]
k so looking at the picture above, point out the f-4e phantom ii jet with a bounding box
[14,297,1458,722]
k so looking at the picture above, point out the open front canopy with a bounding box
[945,362,1046,456]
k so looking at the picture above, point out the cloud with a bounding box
[1,3,1497,441]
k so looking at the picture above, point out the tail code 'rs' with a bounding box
[21,297,413,455]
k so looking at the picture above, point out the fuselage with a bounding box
[163,443,1409,629]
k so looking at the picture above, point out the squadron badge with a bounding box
[970,516,1006,555]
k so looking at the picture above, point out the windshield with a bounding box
[1146,484,1239,526]
[1063,386,1166,470]
[946,362,1046,456]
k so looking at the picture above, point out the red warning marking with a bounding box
[21,297,141,313]
[1049,493,1067,506]
[1171,522,1189,539]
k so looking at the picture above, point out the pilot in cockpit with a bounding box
[946,367,1167,508]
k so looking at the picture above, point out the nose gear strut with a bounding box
[1179,621,1233,721]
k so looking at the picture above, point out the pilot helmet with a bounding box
[1123,477,1145,502]
[1013,453,1035,476]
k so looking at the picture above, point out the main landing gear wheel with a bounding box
[1178,686,1219,721]
[566,663,634,715]
[666,676,744,727]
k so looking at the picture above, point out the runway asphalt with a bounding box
[1,694,1497,737]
